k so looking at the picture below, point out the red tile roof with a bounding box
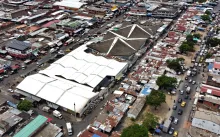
[200,84,220,97]
[167,31,176,38]
[213,62,220,69]
[176,25,186,32]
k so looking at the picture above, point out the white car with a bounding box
[180,90,184,95]
[189,79,192,83]
[173,118,179,124]
[192,81,196,85]
[8,89,14,93]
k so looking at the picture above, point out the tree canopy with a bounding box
[193,33,201,39]
[166,58,185,72]
[205,52,212,59]
[156,75,177,89]
[186,34,194,42]
[179,43,191,53]
[17,100,33,111]
[201,14,211,21]
[205,10,211,15]
[143,112,159,129]
[121,124,149,137]
[179,35,196,53]
[206,38,220,47]
[146,90,166,109]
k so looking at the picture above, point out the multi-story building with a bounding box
[5,39,32,59]
[152,6,179,18]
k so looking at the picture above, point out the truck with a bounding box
[162,119,171,132]
[53,110,62,119]
[186,86,191,94]
[66,122,73,136]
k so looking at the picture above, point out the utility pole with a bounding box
[74,103,77,120]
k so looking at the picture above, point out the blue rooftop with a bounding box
[92,134,101,137]
[208,63,214,71]
[140,86,152,96]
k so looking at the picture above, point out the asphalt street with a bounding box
[160,58,204,137]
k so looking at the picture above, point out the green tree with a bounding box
[156,75,177,89]
[143,112,159,129]
[186,34,194,42]
[206,38,220,47]
[193,33,201,39]
[17,100,33,111]
[121,124,149,137]
[205,52,212,59]
[205,10,211,15]
[179,43,191,53]
[146,90,166,110]
[176,57,185,62]
[166,59,182,72]
[201,14,211,21]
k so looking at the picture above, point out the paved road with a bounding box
[214,0,220,12]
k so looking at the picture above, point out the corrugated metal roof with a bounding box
[13,115,47,137]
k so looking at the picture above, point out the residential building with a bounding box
[86,6,107,16]
[127,97,146,119]
[211,56,220,75]
[198,94,220,111]
[152,6,179,18]
[200,84,220,97]
[77,125,108,137]
[0,109,23,137]
[5,39,32,59]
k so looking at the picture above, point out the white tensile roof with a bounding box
[17,74,97,113]
[16,44,128,114]
[40,44,127,88]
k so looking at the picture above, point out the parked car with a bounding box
[169,127,174,135]
[42,106,51,113]
[169,116,174,122]
[8,89,14,93]
[185,95,189,99]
